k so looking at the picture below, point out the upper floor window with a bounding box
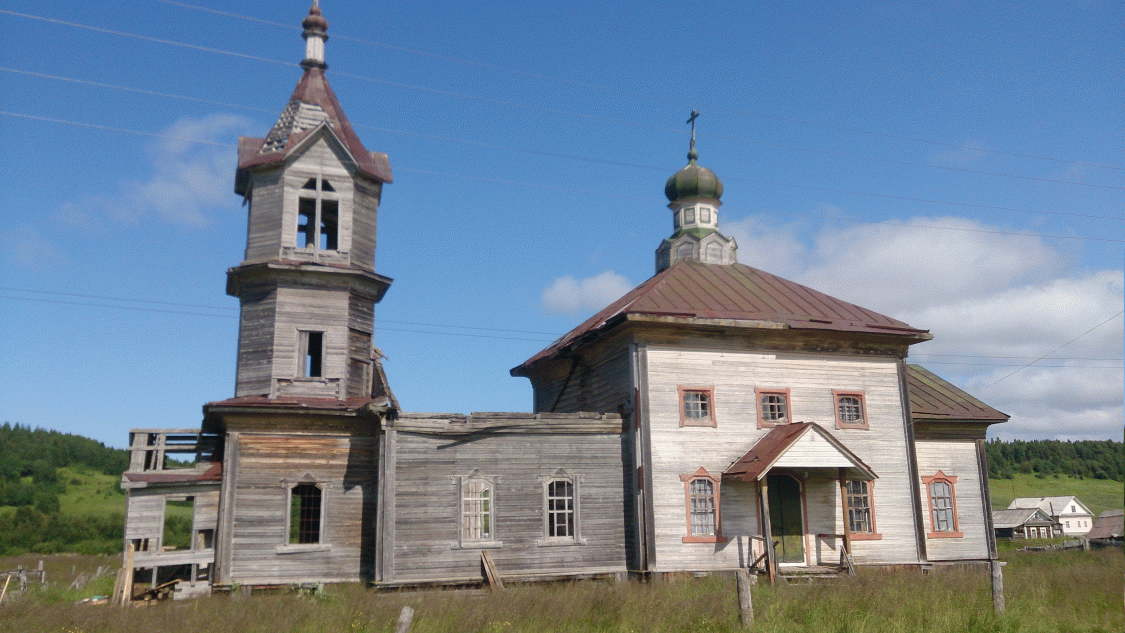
[698,207,711,223]
[679,386,716,427]
[297,177,339,250]
[683,207,696,224]
[922,471,962,538]
[298,330,325,378]
[756,387,791,428]
[834,391,869,430]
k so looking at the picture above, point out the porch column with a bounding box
[758,478,778,583]
[838,468,852,555]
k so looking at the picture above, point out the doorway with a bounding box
[767,474,805,565]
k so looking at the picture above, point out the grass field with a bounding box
[0,548,1120,633]
[988,474,1123,516]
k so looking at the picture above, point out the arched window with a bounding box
[922,471,962,538]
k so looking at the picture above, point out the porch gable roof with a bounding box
[723,422,877,482]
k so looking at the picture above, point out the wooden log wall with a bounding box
[223,426,379,585]
[914,439,990,561]
[381,413,628,585]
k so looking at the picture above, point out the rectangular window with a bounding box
[756,387,791,428]
[922,471,962,538]
[679,386,716,427]
[299,330,325,378]
[546,480,574,538]
[844,480,881,539]
[834,391,869,430]
[680,468,726,543]
[462,477,493,543]
[683,207,696,224]
[289,483,323,545]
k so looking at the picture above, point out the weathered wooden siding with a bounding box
[225,430,378,585]
[915,440,990,561]
[244,171,284,263]
[271,281,353,398]
[124,492,166,548]
[642,345,923,571]
[382,415,628,584]
[235,282,278,397]
[531,341,633,416]
[351,180,381,273]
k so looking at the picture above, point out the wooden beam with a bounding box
[838,468,852,555]
[758,478,778,584]
[481,550,504,590]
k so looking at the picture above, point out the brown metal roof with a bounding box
[906,365,1009,422]
[123,461,222,484]
[514,261,930,373]
[236,66,392,194]
[723,422,877,482]
[1087,509,1124,540]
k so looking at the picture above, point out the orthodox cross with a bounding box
[686,109,700,152]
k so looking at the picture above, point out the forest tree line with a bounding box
[984,438,1124,482]
[0,423,128,555]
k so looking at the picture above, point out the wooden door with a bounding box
[767,474,805,565]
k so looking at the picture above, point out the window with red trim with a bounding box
[844,480,881,540]
[922,471,962,538]
[834,390,869,430]
[755,387,791,428]
[679,386,716,427]
[680,468,726,543]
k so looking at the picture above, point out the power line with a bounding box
[155,0,1124,173]
[4,289,1121,364]
[3,109,1122,244]
[4,9,1123,191]
[4,64,1117,222]
[981,312,1125,390]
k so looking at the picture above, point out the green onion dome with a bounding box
[664,148,724,202]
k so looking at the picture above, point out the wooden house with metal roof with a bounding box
[119,2,1010,598]
[511,119,1009,577]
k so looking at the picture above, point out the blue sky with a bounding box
[1,0,1121,448]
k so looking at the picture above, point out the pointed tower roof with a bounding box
[235,2,391,195]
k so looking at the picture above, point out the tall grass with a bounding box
[1,549,1120,633]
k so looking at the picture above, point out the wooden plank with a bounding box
[480,550,504,590]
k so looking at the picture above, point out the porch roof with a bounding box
[723,422,876,482]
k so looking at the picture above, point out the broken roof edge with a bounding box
[391,411,625,435]
[234,121,392,196]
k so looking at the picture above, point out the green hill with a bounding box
[989,473,1122,516]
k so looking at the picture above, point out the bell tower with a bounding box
[227,1,393,400]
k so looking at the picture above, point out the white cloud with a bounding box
[927,140,991,166]
[55,113,250,228]
[729,211,1122,441]
[1,226,64,268]
[541,271,633,316]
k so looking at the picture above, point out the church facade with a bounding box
[120,3,1007,595]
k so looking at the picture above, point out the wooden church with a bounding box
[120,2,1008,596]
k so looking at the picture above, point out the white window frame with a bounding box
[277,476,331,554]
[453,471,502,549]
[537,470,585,546]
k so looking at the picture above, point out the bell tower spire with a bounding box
[227,3,393,401]
[655,111,738,273]
[301,1,328,70]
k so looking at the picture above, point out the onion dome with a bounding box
[664,147,724,202]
